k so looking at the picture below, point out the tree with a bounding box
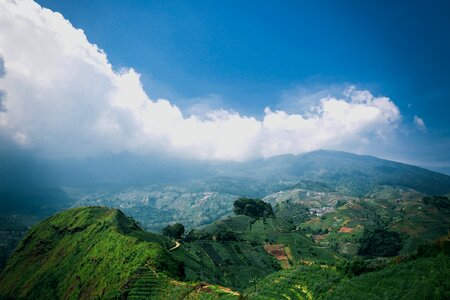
[233,198,274,218]
[162,223,185,239]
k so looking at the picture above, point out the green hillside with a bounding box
[245,255,450,299]
[0,205,341,298]
[262,185,450,256]
[173,214,340,290]
[298,193,450,256]
[0,206,239,299]
[1,192,450,299]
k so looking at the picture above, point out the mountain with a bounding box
[1,150,449,280]
[2,202,450,299]
[0,207,238,299]
[67,151,450,232]
[228,150,450,196]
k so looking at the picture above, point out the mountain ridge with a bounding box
[0,206,239,299]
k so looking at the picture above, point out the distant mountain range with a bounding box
[214,150,450,196]
[1,150,450,285]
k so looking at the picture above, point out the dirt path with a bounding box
[169,240,181,251]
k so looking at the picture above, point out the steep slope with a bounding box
[173,214,340,290]
[0,207,238,299]
[329,255,450,299]
[245,255,450,299]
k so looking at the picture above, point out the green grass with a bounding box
[2,195,450,299]
[172,215,340,291]
[246,255,450,299]
[299,195,450,256]
[244,263,341,299]
[173,239,281,290]
[329,255,450,299]
[0,206,239,299]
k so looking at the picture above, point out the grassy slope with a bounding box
[0,206,238,299]
[173,215,340,291]
[246,255,450,299]
[329,255,450,300]
[299,193,450,255]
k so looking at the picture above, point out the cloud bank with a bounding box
[0,0,401,161]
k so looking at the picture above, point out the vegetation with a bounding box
[171,213,339,291]
[358,228,403,257]
[330,255,450,299]
[246,255,450,299]
[1,163,450,299]
[233,198,274,218]
[273,201,310,224]
[245,263,341,299]
[423,195,450,209]
[162,223,185,239]
[0,207,239,299]
[335,199,347,208]
[215,229,237,242]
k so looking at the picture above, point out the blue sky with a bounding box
[0,0,449,172]
[36,0,450,122]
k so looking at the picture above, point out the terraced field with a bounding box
[173,239,281,290]
[171,215,340,290]
[245,264,340,299]
[122,266,238,299]
[296,190,450,255]
[246,254,450,299]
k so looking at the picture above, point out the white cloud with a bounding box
[0,0,402,161]
[414,115,426,132]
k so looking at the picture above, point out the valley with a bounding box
[1,151,450,299]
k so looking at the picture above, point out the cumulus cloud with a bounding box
[414,115,426,132]
[0,0,402,161]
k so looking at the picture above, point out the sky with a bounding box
[0,0,449,172]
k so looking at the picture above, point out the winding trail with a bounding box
[169,240,181,251]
